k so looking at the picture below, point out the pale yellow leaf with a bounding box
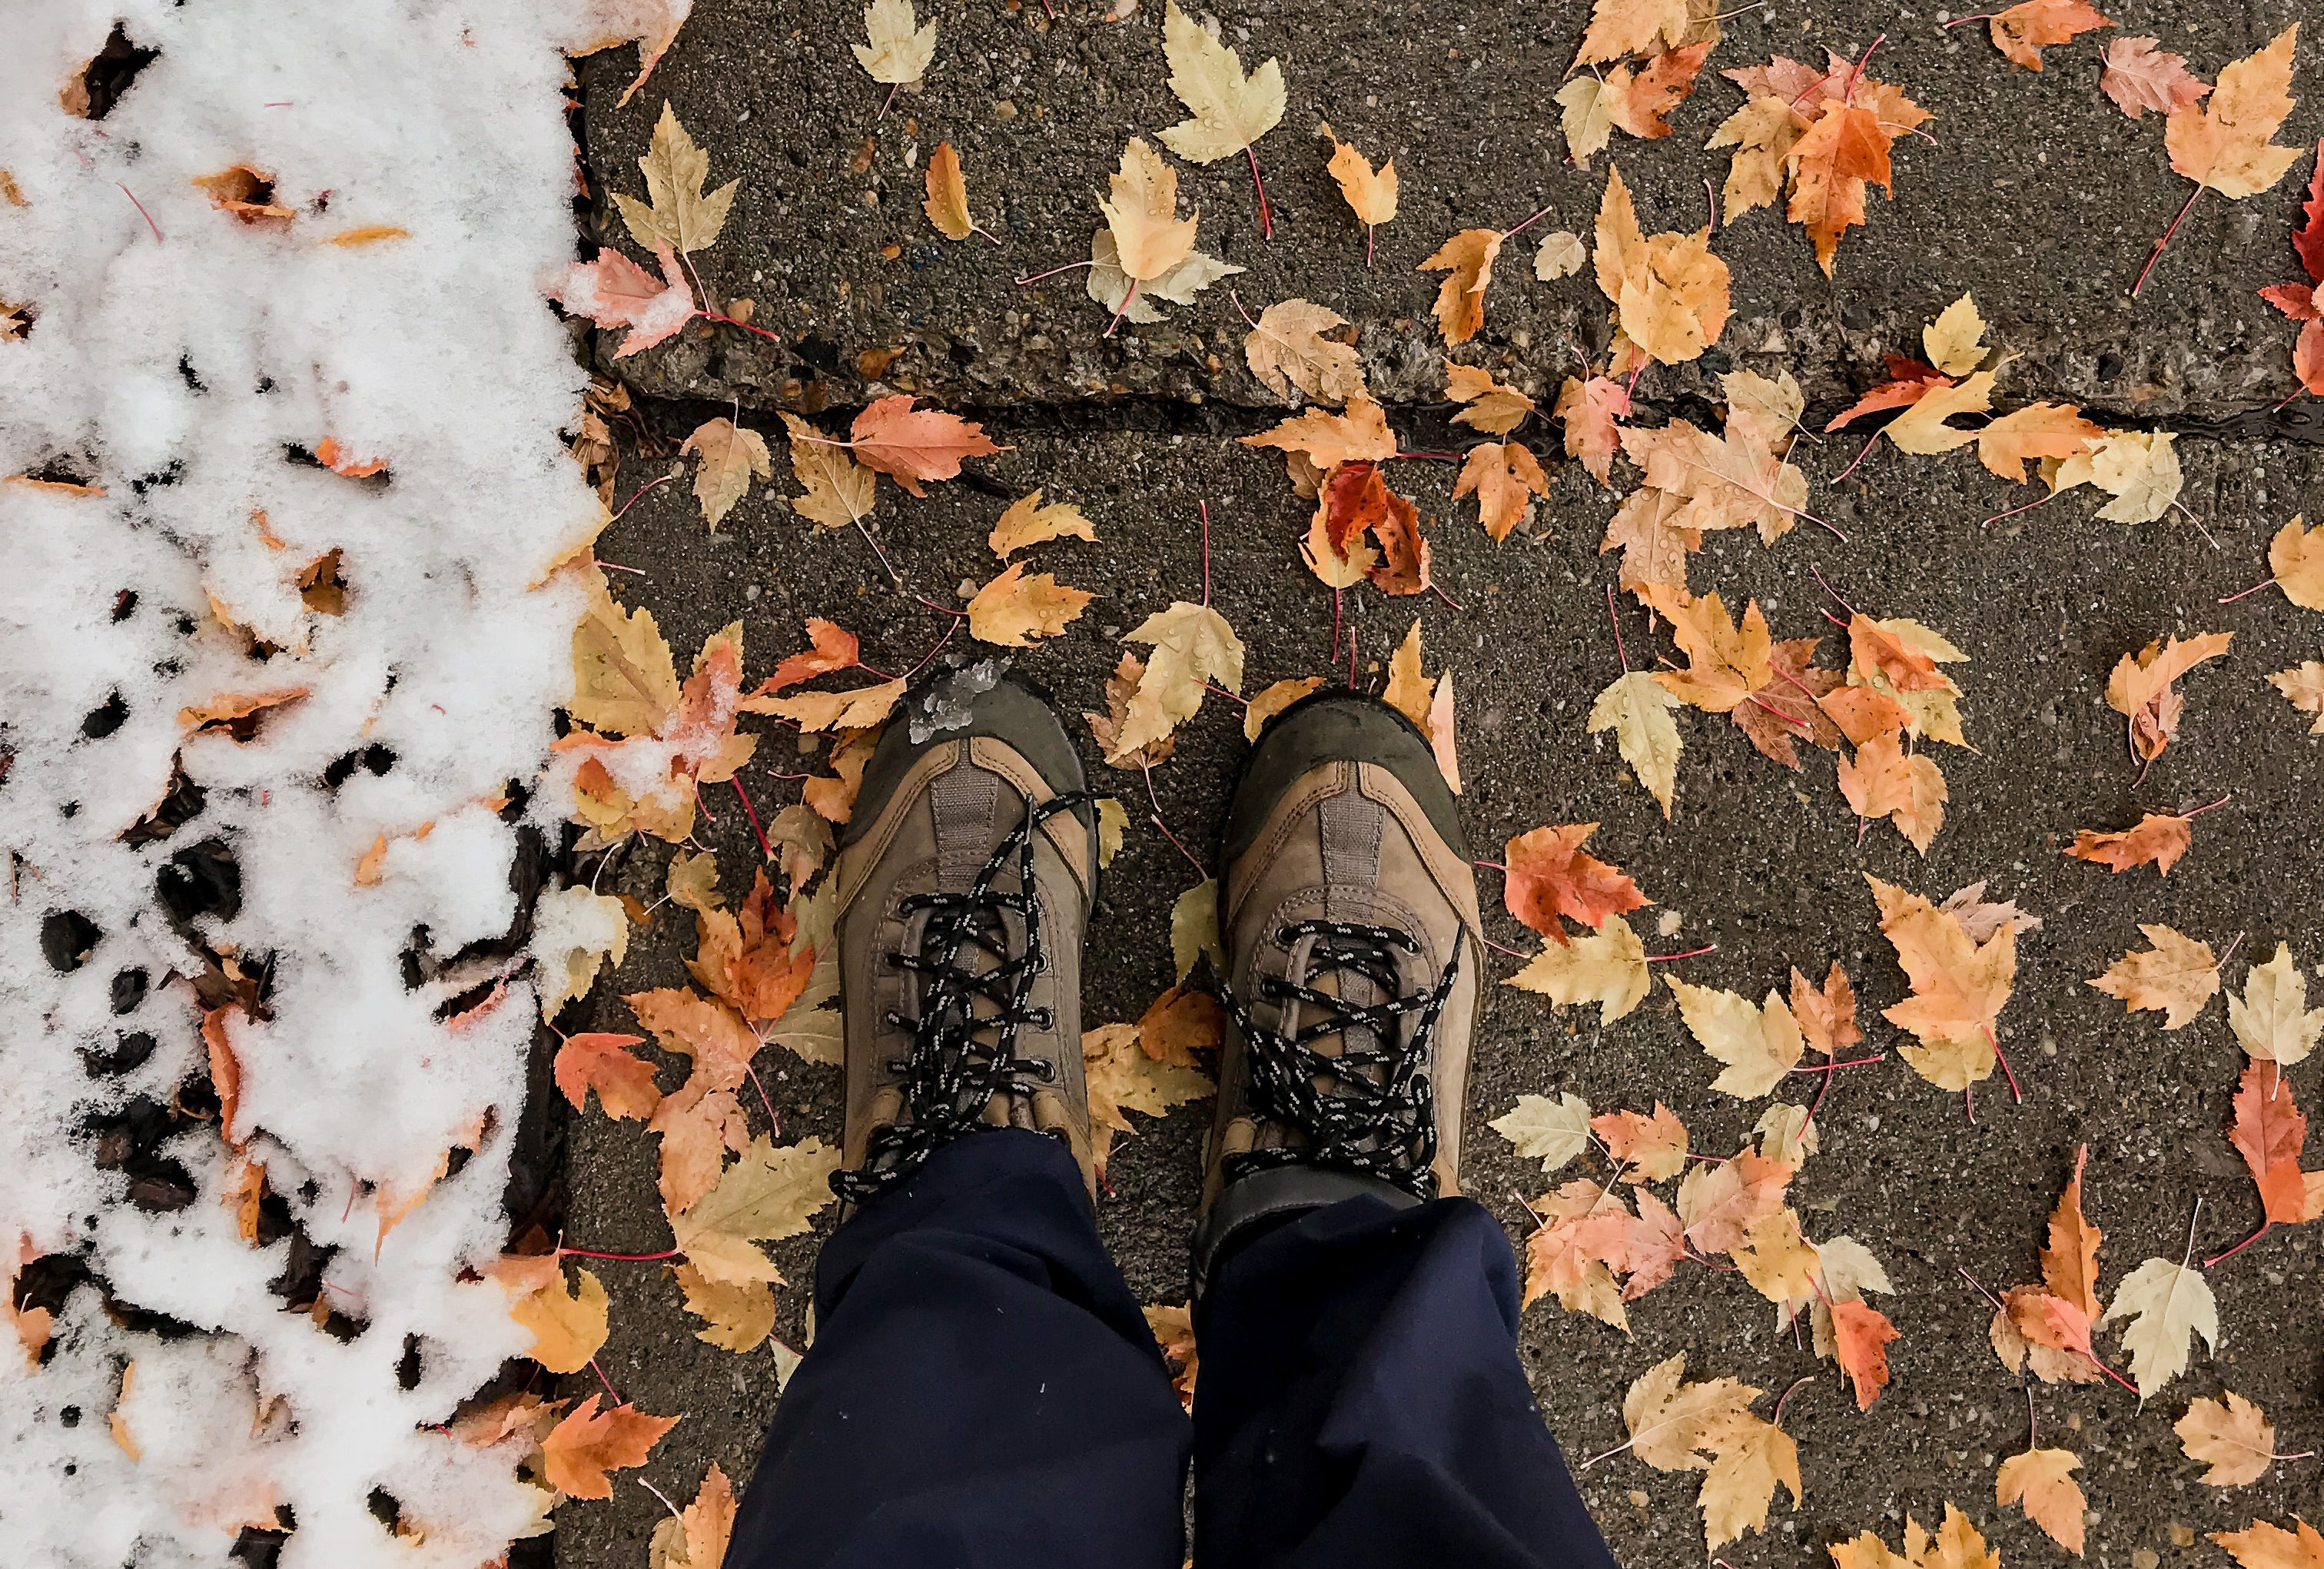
[1155,0,1285,164]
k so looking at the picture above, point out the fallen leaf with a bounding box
[1575,0,1690,68]
[1102,603,1243,763]
[614,104,737,256]
[1418,228,1503,346]
[1595,165,1731,364]
[649,1463,737,1567]
[2091,926,2219,1030]
[966,562,1094,647]
[1831,1298,1900,1410]
[2269,515,2324,609]
[2100,35,2213,119]
[2049,429,2186,522]
[1084,1022,1214,1177]
[1327,138,1398,244]
[1669,979,1805,1099]
[1244,676,1324,739]
[2229,943,2324,1065]
[192,165,294,224]
[1791,962,1860,1059]
[1559,75,1619,167]
[1589,670,1684,816]
[2067,811,2196,874]
[1642,584,1772,714]
[1605,44,1715,140]
[1086,226,1243,322]
[1536,229,1588,278]
[550,243,696,359]
[541,1395,679,1500]
[672,1266,776,1355]
[1507,912,1652,1022]
[1977,402,2104,482]
[1708,95,1808,221]
[672,1135,840,1285]
[1144,1301,1200,1409]
[1101,135,1200,288]
[1455,440,1550,543]
[1832,1506,2000,1569]
[1240,391,1399,468]
[848,395,1001,497]
[1155,0,1285,166]
[921,141,984,241]
[1986,0,2112,71]
[1620,412,1808,543]
[1446,363,1536,435]
[1503,823,1649,940]
[2177,1391,2277,1488]
[2269,660,2324,732]
[1698,1415,1801,1550]
[852,0,937,85]
[2211,1518,2324,1569]
[555,1032,662,1120]
[1555,374,1632,485]
[1600,490,1700,596]
[1491,1092,1595,1172]
[1755,1102,1821,1166]
[2103,1255,2219,1398]
[2105,630,2233,763]
[1996,1446,2087,1554]
[2229,1057,2319,1224]
[680,417,772,530]
[2166,26,2302,201]
[1619,1351,1761,1469]
[988,490,1097,558]
[1244,298,1365,404]
[779,414,878,529]
[1170,876,1225,982]
[1867,875,2014,1091]
[1677,1148,1793,1255]
[1593,1102,1690,1182]
[508,1265,610,1375]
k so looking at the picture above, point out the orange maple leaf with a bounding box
[847,395,1004,497]
[1831,1298,1899,1410]
[553,1032,663,1121]
[2043,1145,2104,1319]
[1824,355,1954,431]
[2228,1059,2317,1225]
[1790,962,1860,1058]
[760,618,862,694]
[1502,823,1649,941]
[689,869,818,1027]
[540,1394,679,1499]
[2065,810,2195,874]
[1986,0,2113,71]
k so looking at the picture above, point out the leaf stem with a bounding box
[1014,258,1099,285]
[2133,183,2203,298]
[560,1244,682,1262]
[1246,144,1274,240]
[1646,943,1718,962]
[2216,576,2279,604]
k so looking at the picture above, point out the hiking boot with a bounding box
[827,658,1101,1204]
[1190,689,1483,1298]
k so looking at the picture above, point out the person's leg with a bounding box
[1187,690,1618,1569]
[728,661,1190,1569]
[1190,1195,1613,1569]
[727,1128,1189,1569]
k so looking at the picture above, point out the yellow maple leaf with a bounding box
[2269,514,2324,609]
[1155,1,1284,164]
[649,1463,738,1567]
[988,489,1097,557]
[2089,923,2219,1029]
[1327,138,1397,255]
[672,1264,776,1354]
[614,104,737,257]
[853,0,937,85]
[2166,25,2302,199]
[1575,0,1689,67]
[1589,670,1683,816]
[679,417,771,530]
[779,413,878,530]
[1244,298,1366,404]
[965,562,1095,647]
[571,570,680,738]
[1668,978,1805,1098]
[2176,1391,2278,1488]
[670,1135,840,1286]
[922,142,993,243]
[507,1265,610,1374]
[1507,913,1652,1022]
[1867,875,2014,1090]
[1595,165,1730,364]
[1110,602,1245,761]
[1418,228,1503,346]
[1101,137,1200,284]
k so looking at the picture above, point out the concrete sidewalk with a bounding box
[554,2,2323,1564]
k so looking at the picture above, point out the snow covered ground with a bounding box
[1,4,619,1562]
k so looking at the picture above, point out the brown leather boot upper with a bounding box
[1193,692,1482,1289]
[828,663,1099,1202]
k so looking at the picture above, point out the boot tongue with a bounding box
[931,756,1001,888]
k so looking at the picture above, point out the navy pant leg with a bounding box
[1190,1193,1619,1569]
[726,1129,1192,1569]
